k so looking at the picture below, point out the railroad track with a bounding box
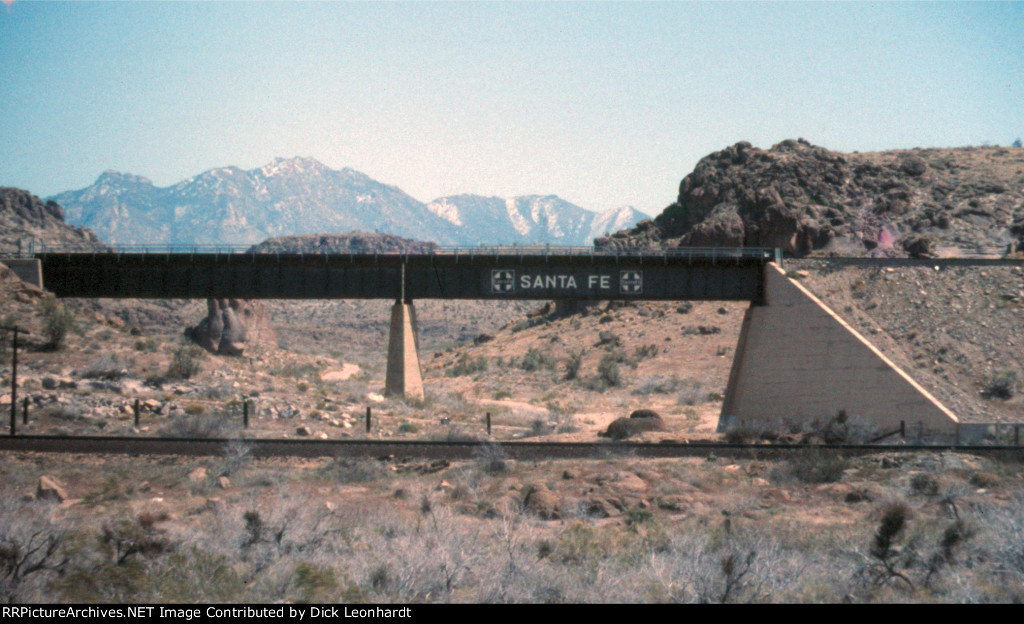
[2,435,1023,461]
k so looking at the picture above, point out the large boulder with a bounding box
[601,409,667,440]
[185,298,274,356]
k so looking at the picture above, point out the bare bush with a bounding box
[158,412,237,438]
[0,496,68,603]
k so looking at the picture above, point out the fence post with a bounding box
[1015,425,1020,447]
[366,406,371,433]
[22,397,28,425]
[134,398,140,428]
[9,327,17,437]
[486,412,491,436]
[243,400,249,429]
[900,420,905,440]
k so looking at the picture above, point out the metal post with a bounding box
[243,400,250,429]
[1015,425,1020,447]
[366,406,371,433]
[22,397,28,425]
[486,412,491,436]
[900,420,905,440]
[134,398,140,428]
[10,327,17,437]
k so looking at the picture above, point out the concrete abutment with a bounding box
[720,263,958,436]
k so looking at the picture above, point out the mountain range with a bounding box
[49,157,650,248]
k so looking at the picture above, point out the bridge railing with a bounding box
[18,242,776,261]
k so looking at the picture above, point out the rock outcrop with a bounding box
[185,298,275,356]
[598,140,1024,257]
[0,187,106,254]
[248,232,438,255]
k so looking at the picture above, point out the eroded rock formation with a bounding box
[185,298,275,356]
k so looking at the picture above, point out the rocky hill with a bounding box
[0,187,106,254]
[599,140,1024,257]
[50,158,649,248]
[248,232,438,255]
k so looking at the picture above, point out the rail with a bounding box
[1,435,1023,460]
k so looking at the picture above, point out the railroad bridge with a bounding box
[18,247,958,434]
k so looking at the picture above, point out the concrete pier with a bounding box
[385,301,424,400]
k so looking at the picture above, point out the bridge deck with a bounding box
[37,248,771,301]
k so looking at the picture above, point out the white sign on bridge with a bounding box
[489,269,643,295]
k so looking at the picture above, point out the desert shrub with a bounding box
[510,320,532,333]
[554,412,578,433]
[788,449,849,484]
[563,350,583,381]
[968,471,1000,488]
[133,337,159,352]
[520,348,556,372]
[447,353,488,377]
[981,370,1017,400]
[633,375,683,396]
[596,354,622,388]
[167,343,206,380]
[474,443,512,475]
[321,458,391,484]
[293,561,339,603]
[39,295,75,350]
[268,361,321,379]
[0,496,68,602]
[910,473,940,496]
[44,400,90,422]
[398,421,419,434]
[56,544,243,603]
[679,378,707,404]
[158,413,235,438]
[492,389,513,400]
[524,418,554,438]
[723,426,757,444]
[82,354,135,380]
[634,344,660,360]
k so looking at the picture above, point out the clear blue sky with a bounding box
[1,1,1021,215]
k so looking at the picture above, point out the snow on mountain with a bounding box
[52,158,650,247]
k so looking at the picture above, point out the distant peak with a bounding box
[95,170,153,186]
[262,156,329,173]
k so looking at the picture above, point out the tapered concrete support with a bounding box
[3,259,43,289]
[385,301,424,400]
[720,263,958,435]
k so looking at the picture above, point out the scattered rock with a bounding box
[37,476,68,502]
[523,482,560,519]
[601,410,666,439]
[187,467,208,484]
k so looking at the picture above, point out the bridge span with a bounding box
[10,246,961,438]
[36,247,772,302]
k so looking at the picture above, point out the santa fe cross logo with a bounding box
[491,270,515,293]
[620,270,643,294]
